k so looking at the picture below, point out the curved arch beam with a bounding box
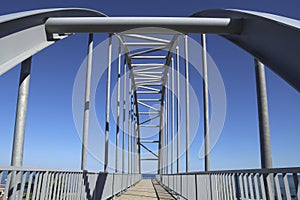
[0,8,106,75]
[193,9,300,92]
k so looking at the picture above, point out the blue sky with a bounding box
[0,0,300,173]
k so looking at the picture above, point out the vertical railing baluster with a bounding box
[40,171,48,200]
[274,173,283,200]
[4,171,12,200]
[19,171,27,200]
[293,173,300,200]
[11,171,19,200]
[46,172,53,200]
[67,173,73,200]
[52,173,59,200]
[228,174,233,200]
[0,171,2,185]
[232,174,239,200]
[36,171,43,200]
[226,174,231,200]
[31,172,39,200]
[243,174,249,199]
[259,174,267,200]
[56,173,63,200]
[60,173,66,200]
[283,173,291,200]
[248,173,255,199]
[266,174,275,200]
[66,173,72,200]
[254,173,260,200]
[25,171,33,200]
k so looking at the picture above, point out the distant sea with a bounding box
[142,174,156,179]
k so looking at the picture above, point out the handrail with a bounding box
[161,166,300,175]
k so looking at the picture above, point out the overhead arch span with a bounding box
[193,9,300,91]
[0,8,106,75]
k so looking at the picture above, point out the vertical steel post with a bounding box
[166,74,169,174]
[130,86,133,174]
[133,114,136,173]
[115,43,122,173]
[11,57,32,167]
[122,61,127,174]
[135,116,138,173]
[184,35,190,172]
[254,59,272,169]
[201,34,210,171]
[158,95,165,174]
[171,57,175,174]
[128,78,131,173]
[176,46,180,173]
[104,34,113,172]
[81,33,93,170]
[9,57,32,200]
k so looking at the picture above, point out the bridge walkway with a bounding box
[116,179,175,200]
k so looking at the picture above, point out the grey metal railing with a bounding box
[0,167,141,200]
[156,167,300,200]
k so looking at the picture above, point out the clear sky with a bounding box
[0,0,300,173]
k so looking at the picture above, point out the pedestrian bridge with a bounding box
[1,8,300,199]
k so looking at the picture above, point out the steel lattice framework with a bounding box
[1,8,300,199]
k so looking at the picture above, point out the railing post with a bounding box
[184,35,190,172]
[81,33,93,170]
[104,34,113,172]
[233,173,240,199]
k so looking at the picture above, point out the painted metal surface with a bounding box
[0,8,105,76]
[0,167,141,200]
[45,17,242,34]
[194,9,300,91]
[157,167,300,200]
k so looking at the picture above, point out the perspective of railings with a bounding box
[157,168,300,200]
[1,8,300,200]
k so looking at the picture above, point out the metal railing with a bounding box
[0,167,141,200]
[156,167,300,200]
